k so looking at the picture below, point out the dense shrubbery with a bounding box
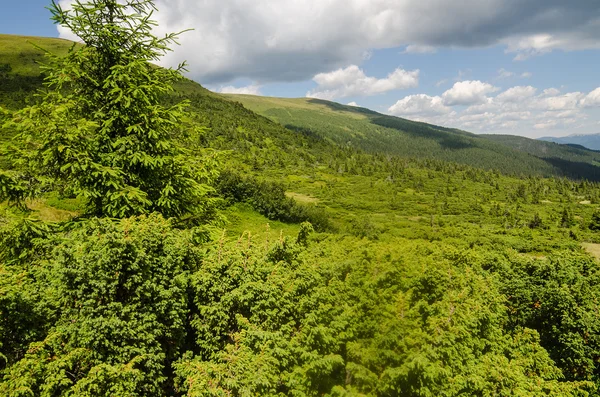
[217,170,331,231]
[1,215,201,395]
[499,252,600,383]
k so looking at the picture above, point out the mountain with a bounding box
[3,33,600,180]
[538,133,600,151]
[224,94,600,180]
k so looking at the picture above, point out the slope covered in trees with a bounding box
[2,3,600,396]
[226,94,600,180]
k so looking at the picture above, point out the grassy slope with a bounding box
[0,34,73,75]
[224,94,600,180]
[0,34,212,105]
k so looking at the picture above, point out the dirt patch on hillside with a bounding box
[286,192,320,204]
[27,199,77,222]
[582,243,600,260]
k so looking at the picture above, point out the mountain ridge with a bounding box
[3,33,600,180]
[538,133,600,151]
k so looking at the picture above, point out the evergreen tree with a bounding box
[3,0,217,219]
[589,211,600,231]
[560,207,574,228]
[529,212,544,229]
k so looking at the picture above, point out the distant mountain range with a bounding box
[538,134,600,151]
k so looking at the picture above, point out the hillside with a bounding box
[224,94,600,180]
[3,30,600,396]
[3,33,600,181]
[539,133,600,151]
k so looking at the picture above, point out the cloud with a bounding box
[497,69,533,80]
[347,101,360,107]
[403,45,437,54]
[505,34,561,61]
[218,84,263,95]
[442,80,499,106]
[534,121,559,130]
[56,0,600,84]
[541,88,561,97]
[581,87,600,107]
[388,94,452,116]
[504,28,600,61]
[495,86,537,103]
[306,65,419,100]
[388,84,600,137]
[497,68,515,79]
[533,92,585,111]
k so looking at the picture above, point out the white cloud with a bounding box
[504,30,600,61]
[442,80,499,106]
[218,84,263,95]
[505,34,560,61]
[403,45,437,54]
[388,94,451,116]
[533,92,585,111]
[497,68,515,79]
[347,101,360,107]
[541,88,561,97]
[388,84,600,137]
[495,86,537,103]
[306,65,419,100]
[534,121,559,130]
[497,69,532,80]
[581,87,600,108]
[56,0,600,84]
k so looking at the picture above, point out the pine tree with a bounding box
[4,0,218,219]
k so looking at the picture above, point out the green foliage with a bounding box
[217,170,331,231]
[1,214,202,395]
[3,1,218,219]
[500,252,600,383]
[589,211,600,231]
[226,95,600,181]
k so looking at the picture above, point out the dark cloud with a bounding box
[58,0,600,84]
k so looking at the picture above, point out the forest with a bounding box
[1,1,600,396]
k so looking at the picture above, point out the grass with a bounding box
[582,242,600,260]
[0,34,74,76]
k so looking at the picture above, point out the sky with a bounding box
[2,0,600,138]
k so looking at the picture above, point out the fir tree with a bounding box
[3,0,217,219]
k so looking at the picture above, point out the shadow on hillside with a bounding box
[563,143,600,154]
[544,157,600,182]
[306,98,379,116]
[284,124,324,141]
[370,115,475,150]
[0,75,44,93]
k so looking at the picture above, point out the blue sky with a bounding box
[3,0,600,138]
